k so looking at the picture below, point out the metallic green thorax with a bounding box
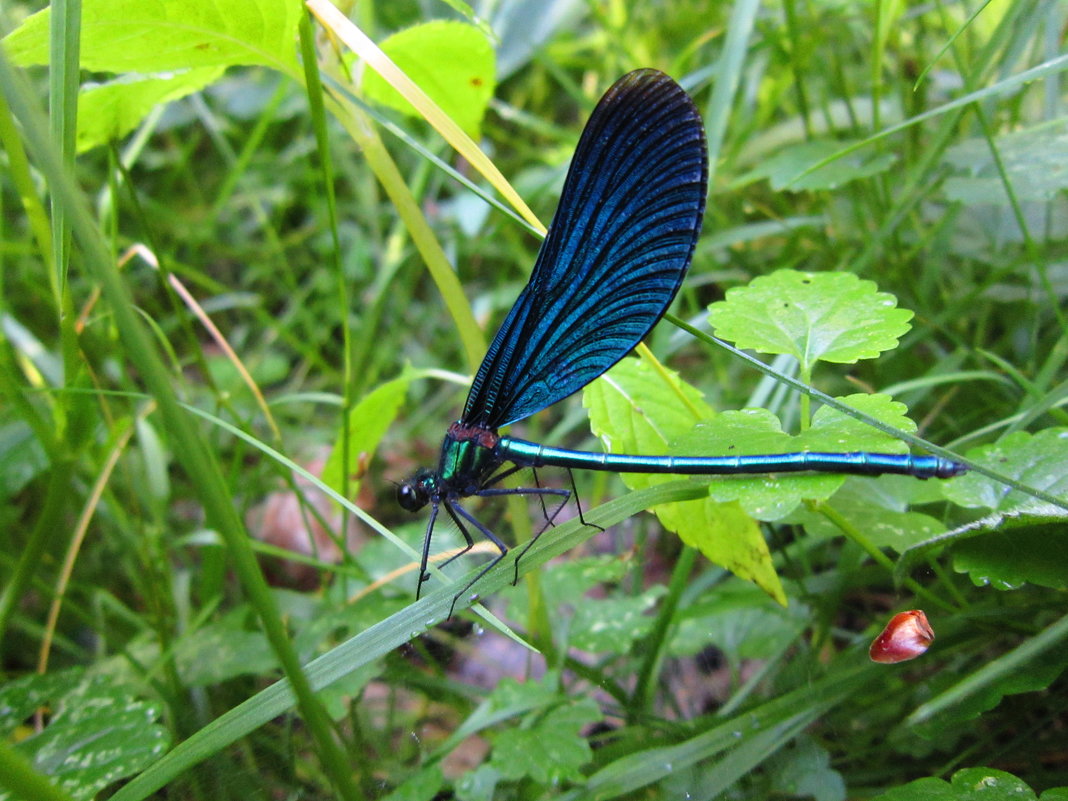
[437,422,504,491]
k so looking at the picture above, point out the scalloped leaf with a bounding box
[953,524,1068,591]
[1,676,171,801]
[583,354,713,494]
[786,481,949,552]
[668,580,809,661]
[503,556,664,653]
[748,139,898,191]
[944,122,1068,204]
[362,21,496,139]
[930,500,1068,591]
[896,500,1068,587]
[489,698,601,785]
[707,270,913,372]
[3,0,300,73]
[872,767,1054,801]
[584,355,785,604]
[944,429,1068,512]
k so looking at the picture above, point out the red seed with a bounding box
[869,610,935,664]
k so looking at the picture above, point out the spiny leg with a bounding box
[510,485,574,584]
[416,503,441,601]
[567,468,604,534]
[476,481,571,575]
[481,464,558,529]
[531,468,553,524]
[446,501,511,619]
[435,501,478,573]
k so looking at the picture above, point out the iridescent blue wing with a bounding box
[462,69,708,429]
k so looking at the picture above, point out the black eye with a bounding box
[397,482,427,512]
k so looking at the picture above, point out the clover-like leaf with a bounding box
[0,668,85,739]
[489,699,602,785]
[708,270,913,373]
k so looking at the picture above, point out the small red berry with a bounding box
[869,610,934,664]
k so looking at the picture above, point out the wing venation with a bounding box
[463,69,708,429]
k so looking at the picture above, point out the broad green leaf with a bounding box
[174,619,277,686]
[0,669,84,739]
[3,0,301,74]
[567,590,664,652]
[766,738,846,801]
[77,68,224,153]
[441,671,568,761]
[1,677,171,801]
[503,556,663,652]
[505,554,630,611]
[584,353,712,494]
[746,139,897,191]
[944,429,1068,512]
[801,394,918,449]
[872,767,1045,800]
[455,765,502,801]
[944,122,1068,204]
[707,270,913,373]
[382,765,444,801]
[489,698,601,784]
[668,580,808,661]
[584,355,784,603]
[321,372,413,497]
[906,634,1068,738]
[897,501,1068,589]
[361,21,496,139]
[787,481,948,552]
[204,348,289,393]
[658,496,784,604]
[953,525,1068,591]
[0,421,50,499]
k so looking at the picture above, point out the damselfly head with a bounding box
[397,469,436,512]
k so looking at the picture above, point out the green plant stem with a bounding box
[325,92,485,371]
[0,458,75,652]
[809,499,957,613]
[631,545,697,717]
[909,610,1068,724]
[0,739,76,801]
